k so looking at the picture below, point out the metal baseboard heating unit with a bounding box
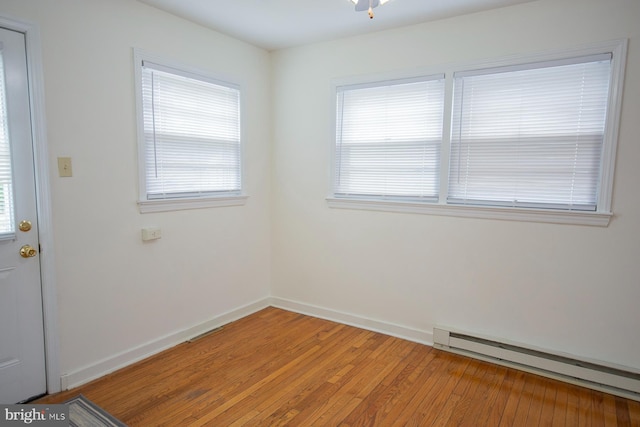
[433,327,640,401]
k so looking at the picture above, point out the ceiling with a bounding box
[138,0,535,51]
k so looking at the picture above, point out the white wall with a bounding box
[0,0,272,381]
[271,0,640,370]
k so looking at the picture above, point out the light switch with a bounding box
[58,157,72,177]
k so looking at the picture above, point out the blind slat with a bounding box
[448,58,612,211]
[334,77,445,201]
[142,62,241,199]
[0,51,15,235]
[141,63,241,199]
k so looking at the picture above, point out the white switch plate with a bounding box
[141,227,161,241]
[58,157,72,177]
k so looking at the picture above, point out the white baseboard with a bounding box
[60,298,271,390]
[60,296,433,390]
[270,297,433,346]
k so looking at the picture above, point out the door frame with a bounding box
[0,14,60,395]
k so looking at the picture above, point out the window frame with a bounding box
[327,40,628,226]
[133,49,247,213]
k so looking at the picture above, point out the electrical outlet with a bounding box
[141,227,162,241]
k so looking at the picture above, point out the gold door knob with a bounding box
[20,245,37,258]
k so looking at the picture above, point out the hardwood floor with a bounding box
[38,307,640,426]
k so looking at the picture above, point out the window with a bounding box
[449,55,611,211]
[135,51,246,213]
[0,51,14,235]
[329,41,626,226]
[334,76,445,202]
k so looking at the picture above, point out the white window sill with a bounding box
[326,197,612,227]
[138,195,248,213]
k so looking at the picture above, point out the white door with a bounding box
[0,26,46,404]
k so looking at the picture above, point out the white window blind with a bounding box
[0,50,15,236]
[449,54,612,211]
[334,76,445,202]
[141,61,241,200]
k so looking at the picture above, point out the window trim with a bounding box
[328,39,628,226]
[133,49,247,213]
[138,195,248,214]
[327,197,612,226]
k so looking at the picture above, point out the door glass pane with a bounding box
[0,51,15,236]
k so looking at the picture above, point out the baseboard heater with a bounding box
[433,327,640,402]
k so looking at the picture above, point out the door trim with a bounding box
[0,15,60,395]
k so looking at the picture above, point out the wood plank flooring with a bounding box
[37,307,640,426]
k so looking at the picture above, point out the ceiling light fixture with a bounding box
[350,0,390,19]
